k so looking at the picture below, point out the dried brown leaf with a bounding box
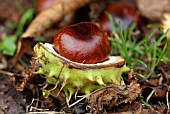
[142,104,167,114]
[12,67,37,91]
[112,102,142,114]
[88,83,141,113]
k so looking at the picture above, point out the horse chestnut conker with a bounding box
[99,3,140,36]
[53,22,110,64]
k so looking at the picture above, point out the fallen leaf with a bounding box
[142,104,167,114]
[112,102,142,114]
[88,82,141,113]
[12,67,37,91]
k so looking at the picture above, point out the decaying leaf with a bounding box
[12,0,92,65]
[112,102,142,114]
[12,67,37,91]
[87,82,141,113]
[142,104,167,114]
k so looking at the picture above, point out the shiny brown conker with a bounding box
[99,3,140,36]
[53,22,110,64]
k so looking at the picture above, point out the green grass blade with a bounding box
[130,57,147,68]
[129,29,156,52]
[118,21,128,58]
[106,12,120,40]
[151,39,157,71]
[157,29,168,43]
[156,41,168,66]
[15,8,35,37]
[106,12,117,33]
[140,99,153,109]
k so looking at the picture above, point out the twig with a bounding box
[26,98,49,112]
[135,73,146,79]
[29,107,49,112]
[0,69,14,76]
[166,91,169,110]
[24,112,65,114]
[138,71,153,83]
[146,89,155,102]
[68,95,87,108]
[26,98,36,112]
[35,86,40,109]
[68,87,107,107]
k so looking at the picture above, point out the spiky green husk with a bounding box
[33,43,130,101]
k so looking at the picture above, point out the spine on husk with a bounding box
[33,43,130,101]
